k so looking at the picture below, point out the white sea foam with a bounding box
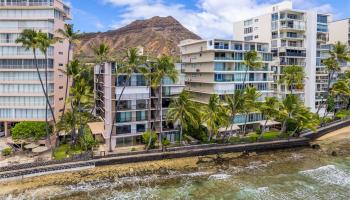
[300,165,350,187]
[208,173,232,180]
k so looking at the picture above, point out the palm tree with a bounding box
[329,41,350,63]
[279,65,305,95]
[242,86,261,133]
[242,51,263,86]
[91,42,111,64]
[16,29,56,123]
[57,24,80,117]
[108,48,147,152]
[202,94,228,142]
[147,55,178,148]
[316,57,341,115]
[166,90,200,144]
[68,78,94,145]
[292,106,319,136]
[37,32,57,142]
[260,97,280,134]
[225,90,245,137]
[280,94,299,133]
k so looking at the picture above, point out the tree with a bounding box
[108,48,147,152]
[316,57,341,116]
[242,86,261,133]
[279,95,299,133]
[279,65,305,95]
[91,41,111,64]
[57,24,80,117]
[242,51,263,86]
[37,32,57,143]
[292,106,319,136]
[147,55,178,149]
[12,122,52,141]
[16,29,56,123]
[202,94,229,142]
[329,41,350,64]
[225,90,245,137]
[166,90,200,145]
[260,97,280,134]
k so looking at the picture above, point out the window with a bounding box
[136,124,146,132]
[271,13,278,21]
[254,35,259,39]
[116,125,131,134]
[59,98,63,101]
[254,19,259,22]
[59,86,63,89]
[59,52,63,55]
[244,27,253,34]
[116,112,132,123]
[244,19,253,26]
[317,15,328,24]
[136,111,147,121]
[59,63,63,66]
[244,36,253,41]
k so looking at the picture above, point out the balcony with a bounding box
[280,25,305,31]
[280,61,306,66]
[279,52,306,57]
[280,33,305,40]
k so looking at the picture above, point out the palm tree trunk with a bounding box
[243,113,248,134]
[71,101,76,145]
[108,75,131,152]
[180,123,183,145]
[45,51,50,147]
[33,49,56,123]
[242,67,249,88]
[61,42,71,119]
[147,85,152,150]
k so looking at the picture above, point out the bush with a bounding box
[78,127,97,150]
[184,124,208,142]
[53,144,83,160]
[11,122,52,141]
[162,138,171,147]
[142,130,158,149]
[285,118,298,132]
[1,148,12,156]
[261,131,280,140]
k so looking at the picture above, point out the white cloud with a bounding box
[104,0,335,39]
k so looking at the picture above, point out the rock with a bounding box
[249,152,258,156]
[331,151,337,156]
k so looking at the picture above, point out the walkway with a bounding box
[0,138,309,181]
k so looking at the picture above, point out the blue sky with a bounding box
[66,0,350,38]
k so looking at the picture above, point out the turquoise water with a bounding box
[2,140,350,200]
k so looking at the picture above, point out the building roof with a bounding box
[87,122,105,135]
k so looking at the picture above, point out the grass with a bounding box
[53,144,83,160]
[261,131,281,140]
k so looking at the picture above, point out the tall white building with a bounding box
[233,1,331,115]
[0,0,71,137]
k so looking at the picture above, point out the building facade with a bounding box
[329,18,350,45]
[94,62,185,148]
[179,39,273,127]
[233,1,331,115]
[0,0,71,137]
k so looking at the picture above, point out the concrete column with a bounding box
[4,122,9,137]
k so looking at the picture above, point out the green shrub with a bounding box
[285,118,298,132]
[11,122,52,141]
[162,138,171,147]
[142,130,158,149]
[79,127,97,150]
[184,124,208,142]
[262,131,280,140]
[1,148,12,156]
[255,128,262,135]
[131,147,137,152]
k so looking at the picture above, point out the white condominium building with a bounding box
[0,0,71,137]
[179,39,273,129]
[233,1,331,115]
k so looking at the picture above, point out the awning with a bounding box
[87,122,105,135]
[32,146,49,153]
[24,143,39,149]
[218,125,240,132]
[259,120,281,126]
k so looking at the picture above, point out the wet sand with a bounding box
[317,126,350,142]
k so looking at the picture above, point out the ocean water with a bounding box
[2,141,350,200]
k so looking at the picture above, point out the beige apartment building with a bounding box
[0,0,71,137]
[329,18,350,45]
[179,39,273,127]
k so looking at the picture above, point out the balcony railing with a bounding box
[280,25,305,30]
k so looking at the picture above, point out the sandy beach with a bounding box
[317,126,350,142]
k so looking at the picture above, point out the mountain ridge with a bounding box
[75,16,201,60]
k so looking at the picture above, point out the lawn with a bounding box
[261,131,281,139]
[53,144,83,160]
